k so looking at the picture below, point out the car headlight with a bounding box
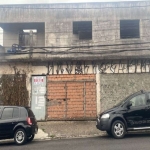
[101,113,110,119]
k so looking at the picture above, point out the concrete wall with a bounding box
[100,73,150,113]
[0,2,150,60]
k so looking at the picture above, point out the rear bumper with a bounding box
[96,118,111,131]
[25,125,38,137]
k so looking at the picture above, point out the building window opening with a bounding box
[19,29,37,46]
[73,21,92,40]
[120,20,140,39]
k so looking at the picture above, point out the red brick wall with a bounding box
[47,74,96,120]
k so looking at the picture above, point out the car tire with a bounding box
[111,120,126,139]
[14,128,27,145]
[106,130,112,136]
[27,134,35,142]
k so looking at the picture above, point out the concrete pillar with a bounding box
[96,73,100,116]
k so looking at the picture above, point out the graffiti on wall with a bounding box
[56,62,64,74]
[75,62,83,74]
[66,61,73,74]
[48,59,150,74]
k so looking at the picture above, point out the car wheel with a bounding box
[14,128,27,145]
[106,130,112,136]
[111,120,126,139]
[27,134,35,142]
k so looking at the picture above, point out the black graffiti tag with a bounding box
[56,62,64,74]
[66,62,73,74]
[75,62,83,74]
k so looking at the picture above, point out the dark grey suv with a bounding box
[0,106,38,145]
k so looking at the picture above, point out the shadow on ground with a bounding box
[97,132,150,140]
[0,140,37,146]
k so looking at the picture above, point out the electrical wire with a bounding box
[2,47,150,56]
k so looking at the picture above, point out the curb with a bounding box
[34,134,106,141]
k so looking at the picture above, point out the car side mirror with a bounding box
[147,99,150,104]
[127,101,132,109]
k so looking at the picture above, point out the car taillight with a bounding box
[27,117,32,125]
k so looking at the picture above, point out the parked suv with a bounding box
[0,106,38,145]
[96,90,150,139]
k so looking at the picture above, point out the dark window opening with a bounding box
[19,29,37,47]
[73,21,92,40]
[120,20,140,39]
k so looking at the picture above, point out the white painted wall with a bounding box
[0,27,3,46]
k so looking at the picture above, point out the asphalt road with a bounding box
[1,133,150,150]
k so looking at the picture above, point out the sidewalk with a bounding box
[35,121,106,140]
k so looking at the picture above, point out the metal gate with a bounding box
[47,78,96,120]
[31,76,46,121]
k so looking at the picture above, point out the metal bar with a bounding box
[95,81,97,114]
[46,98,70,100]
[46,118,96,121]
[65,82,67,119]
[45,76,48,121]
[83,82,86,118]
[47,80,95,83]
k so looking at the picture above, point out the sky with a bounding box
[0,0,146,5]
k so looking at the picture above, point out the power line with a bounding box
[15,42,150,49]
[2,47,150,56]
[7,45,150,54]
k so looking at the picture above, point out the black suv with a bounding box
[0,106,38,145]
[96,90,150,139]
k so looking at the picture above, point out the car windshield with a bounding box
[114,93,135,107]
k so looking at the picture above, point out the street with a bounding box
[1,133,150,150]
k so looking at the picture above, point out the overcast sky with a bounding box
[0,0,146,4]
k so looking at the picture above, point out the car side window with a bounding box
[1,108,13,119]
[13,108,19,118]
[129,94,146,107]
[20,107,27,118]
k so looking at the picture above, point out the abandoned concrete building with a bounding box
[0,1,150,121]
